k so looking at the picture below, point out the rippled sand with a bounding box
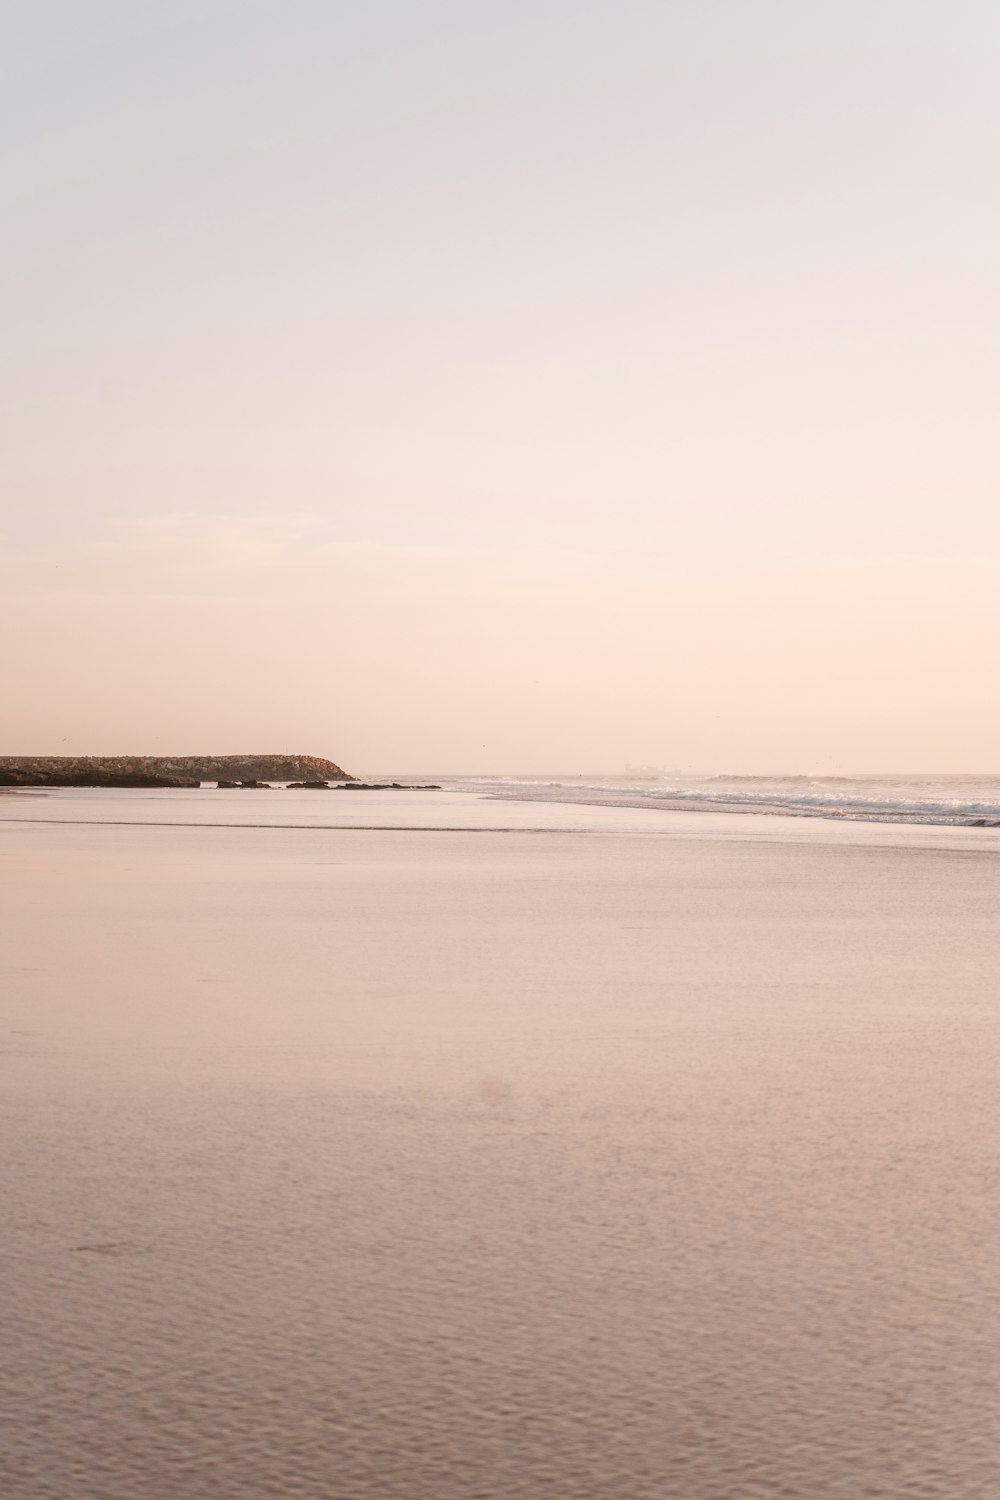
[2,791,999,1497]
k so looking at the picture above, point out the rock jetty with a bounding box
[0,754,353,788]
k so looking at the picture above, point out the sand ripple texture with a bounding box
[2,814,1000,1498]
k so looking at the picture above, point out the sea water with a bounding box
[452,771,1000,825]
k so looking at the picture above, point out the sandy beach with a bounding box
[1,787,998,1498]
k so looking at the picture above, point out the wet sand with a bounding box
[2,790,999,1497]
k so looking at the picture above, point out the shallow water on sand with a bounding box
[453,770,1000,827]
[2,791,1000,1497]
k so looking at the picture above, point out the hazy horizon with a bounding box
[4,2,998,774]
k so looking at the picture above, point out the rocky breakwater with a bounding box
[157,754,353,783]
[286,781,443,790]
[0,757,199,788]
[0,754,353,788]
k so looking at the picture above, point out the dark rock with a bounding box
[0,769,198,788]
[0,753,354,785]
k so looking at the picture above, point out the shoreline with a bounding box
[5,773,1000,830]
[481,787,1000,829]
[3,786,1000,852]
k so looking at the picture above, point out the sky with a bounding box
[2,0,998,773]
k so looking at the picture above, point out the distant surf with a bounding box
[447,773,1000,827]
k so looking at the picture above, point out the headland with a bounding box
[0,754,354,788]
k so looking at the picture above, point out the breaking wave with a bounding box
[449,773,1000,827]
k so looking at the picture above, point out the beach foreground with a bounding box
[2,790,999,1498]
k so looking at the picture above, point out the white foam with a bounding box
[450,772,1000,826]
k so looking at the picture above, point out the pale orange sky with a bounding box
[3,2,998,773]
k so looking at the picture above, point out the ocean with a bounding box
[448,771,1000,826]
